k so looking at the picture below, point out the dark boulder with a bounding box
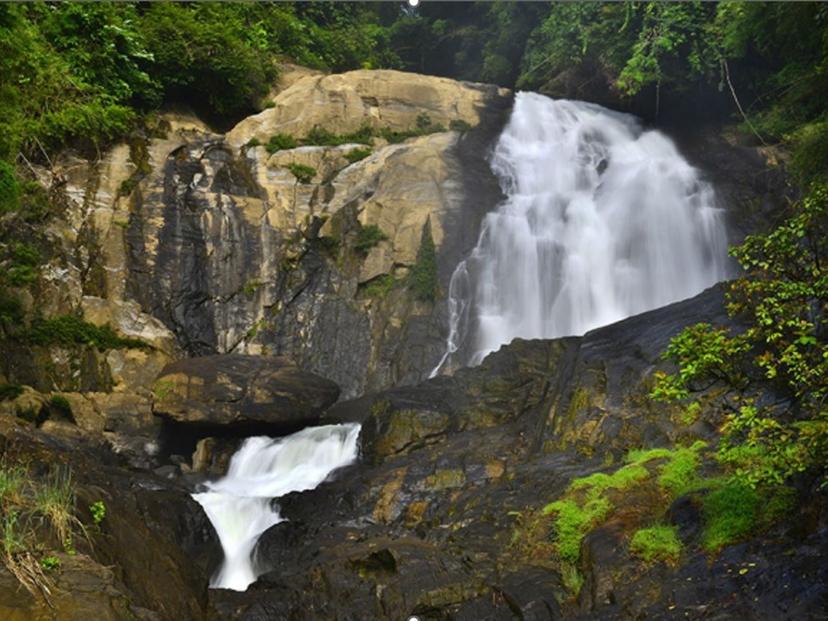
[152,354,340,431]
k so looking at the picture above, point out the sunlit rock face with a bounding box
[33,69,510,401]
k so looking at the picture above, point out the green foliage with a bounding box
[0,290,23,327]
[242,280,262,297]
[39,555,59,571]
[89,500,106,526]
[449,119,472,133]
[23,315,148,351]
[265,133,297,154]
[286,163,316,184]
[361,274,397,299]
[543,497,611,564]
[630,525,682,564]
[48,395,72,418]
[0,384,23,402]
[653,185,828,486]
[344,147,372,164]
[0,161,20,213]
[303,125,374,147]
[33,469,76,550]
[355,224,388,255]
[409,223,438,302]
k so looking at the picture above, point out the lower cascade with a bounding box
[433,92,729,374]
[192,423,361,591]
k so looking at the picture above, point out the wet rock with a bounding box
[153,354,340,430]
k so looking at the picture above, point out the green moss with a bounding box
[702,479,760,552]
[152,379,175,401]
[543,497,612,563]
[409,221,438,302]
[286,163,316,184]
[23,315,149,351]
[569,463,650,496]
[630,525,682,564]
[245,137,261,148]
[699,476,793,553]
[344,147,372,163]
[242,280,262,296]
[266,133,297,154]
[355,224,388,255]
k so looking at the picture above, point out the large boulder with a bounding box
[226,69,507,147]
[152,354,340,429]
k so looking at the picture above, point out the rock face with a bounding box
[152,354,339,429]
[205,285,826,620]
[117,70,510,399]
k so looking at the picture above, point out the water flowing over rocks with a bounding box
[1,66,822,621]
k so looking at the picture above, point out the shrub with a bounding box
[0,161,20,213]
[89,500,106,526]
[345,147,372,163]
[286,163,316,184]
[0,291,23,326]
[361,274,396,298]
[449,119,472,132]
[354,224,388,255]
[265,133,297,154]
[48,395,72,419]
[0,384,24,402]
[7,266,38,287]
[630,525,682,564]
[23,315,149,350]
[303,125,375,147]
[409,223,438,301]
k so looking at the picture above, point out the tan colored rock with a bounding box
[227,69,507,148]
[268,63,324,100]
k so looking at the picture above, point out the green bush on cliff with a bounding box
[0,161,20,213]
[409,223,438,302]
[354,224,388,255]
[286,163,316,184]
[344,147,372,164]
[652,184,828,487]
[265,134,298,154]
[23,315,149,351]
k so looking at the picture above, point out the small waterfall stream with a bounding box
[432,93,729,374]
[192,423,360,591]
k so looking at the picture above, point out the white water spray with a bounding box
[432,93,728,374]
[192,423,361,591]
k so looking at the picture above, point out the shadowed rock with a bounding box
[152,354,339,430]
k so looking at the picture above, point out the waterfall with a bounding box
[192,423,361,591]
[432,93,728,374]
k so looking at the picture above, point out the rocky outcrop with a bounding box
[0,417,219,620]
[152,354,339,430]
[207,285,825,620]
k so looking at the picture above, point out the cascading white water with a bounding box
[192,423,361,591]
[432,93,728,374]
